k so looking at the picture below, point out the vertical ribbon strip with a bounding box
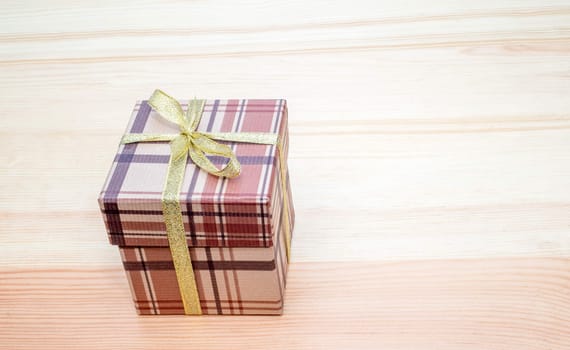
[121,90,292,315]
[277,142,292,261]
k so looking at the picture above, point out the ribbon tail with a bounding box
[148,89,188,129]
[162,141,201,315]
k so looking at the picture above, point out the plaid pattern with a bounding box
[98,99,291,248]
[120,186,290,315]
[98,97,294,315]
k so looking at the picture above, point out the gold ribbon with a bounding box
[121,89,291,315]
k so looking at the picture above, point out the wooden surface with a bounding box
[1,1,569,349]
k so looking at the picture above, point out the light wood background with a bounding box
[1,1,569,349]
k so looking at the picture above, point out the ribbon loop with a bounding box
[148,89,187,128]
[188,141,241,179]
[186,98,206,132]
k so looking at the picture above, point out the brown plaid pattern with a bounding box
[98,99,290,248]
[120,189,290,315]
[98,97,294,315]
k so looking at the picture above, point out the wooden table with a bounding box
[1,1,569,349]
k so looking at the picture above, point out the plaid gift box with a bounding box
[98,97,294,315]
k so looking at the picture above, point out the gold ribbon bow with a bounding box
[121,90,292,315]
[122,90,278,178]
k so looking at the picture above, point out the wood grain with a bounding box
[1,0,569,348]
[2,259,569,350]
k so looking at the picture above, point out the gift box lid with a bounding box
[98,98,290,249]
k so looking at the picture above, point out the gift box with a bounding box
[98,91,294,315]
